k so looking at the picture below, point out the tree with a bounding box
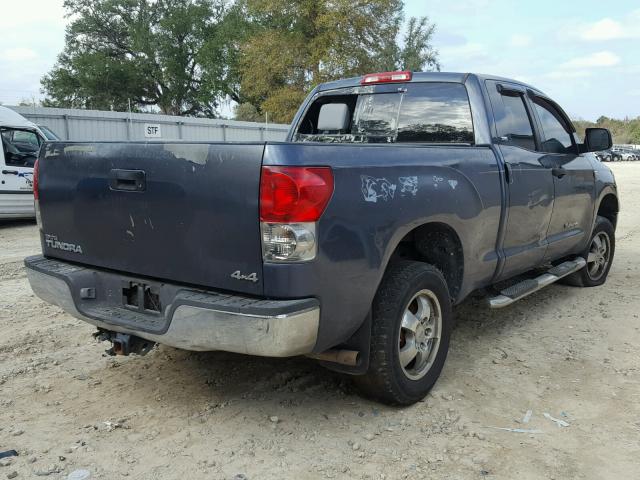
[233,102,263,122]
[41,0,242,116]
[574,116,640,144]
[399,17,439,72]
[238,0,439,123]
[17,98,39,107]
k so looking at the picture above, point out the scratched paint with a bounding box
[163,144,210,165]
[361,175,396,203]
[399,176,418,196]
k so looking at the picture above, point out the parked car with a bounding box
[612,147,636,161]
[627,150,639,161]
[596,151,612,162]
[25,72,618,405]
[0,107,60,219]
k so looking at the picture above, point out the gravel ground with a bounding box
[0,163,639,480]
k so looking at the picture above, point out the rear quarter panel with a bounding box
[263,143,502,351]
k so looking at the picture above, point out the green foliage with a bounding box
[42,0,439,121]
[574,116,640,144]
[239,0,440,123]
[42,0,241,116]
[17,98,38,107]
[233,102,263,122]
[401,17,439,72]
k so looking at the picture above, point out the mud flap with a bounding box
[316,312,371,375]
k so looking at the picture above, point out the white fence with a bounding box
[8,106,290,142]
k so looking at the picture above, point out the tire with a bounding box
[562,216,615,287]
[355,261,452,405]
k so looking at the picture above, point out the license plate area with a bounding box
[122,281,162,314]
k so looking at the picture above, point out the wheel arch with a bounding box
[383,221,465,302]
[596,192,619,229]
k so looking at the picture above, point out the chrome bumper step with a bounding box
[488,257,586,309]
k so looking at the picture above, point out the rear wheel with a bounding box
[355,261,452,405]
[563,216,615,287]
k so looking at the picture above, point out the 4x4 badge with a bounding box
[231,270,258,283]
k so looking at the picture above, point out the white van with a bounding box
[0,107,59,219]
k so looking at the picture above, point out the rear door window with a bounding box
[295,82,474,144]
[497,93,536,151]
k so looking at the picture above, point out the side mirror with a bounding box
[584,128,612,152]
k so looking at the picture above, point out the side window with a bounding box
[1,128,39,167]
[532,99,574,154]
[12,130,40,147]
[498,93,536,151]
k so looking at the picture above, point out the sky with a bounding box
[0,0,638,121]
[405,0,640,120]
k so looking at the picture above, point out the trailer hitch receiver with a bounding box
[94,330,156,356]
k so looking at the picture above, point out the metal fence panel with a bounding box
[8,106,290,142]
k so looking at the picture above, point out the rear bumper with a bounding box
[25,255,319,357]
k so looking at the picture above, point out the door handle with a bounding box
[552,167,567,178]
[109,169,146,192]
[2,169,19,175]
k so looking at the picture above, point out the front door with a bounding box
[529,96,595,261]
[1,127,39,217]
[486,81,556,280]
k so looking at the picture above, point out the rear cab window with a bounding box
[293,82,474,144]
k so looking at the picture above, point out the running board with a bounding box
[488,257,586,309]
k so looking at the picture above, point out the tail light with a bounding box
[361,71,412,85]
[33,159,40,200]
[260,166,333,222]
[33,159,42,227]
[259,166,333,262]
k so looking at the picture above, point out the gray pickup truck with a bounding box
[25,71,618,405]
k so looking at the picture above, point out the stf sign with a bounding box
[144,124,161,138]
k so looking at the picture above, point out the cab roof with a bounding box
[317,71,544,96]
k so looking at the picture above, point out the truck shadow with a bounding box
[91,279,579,423]
[0,219,36,230]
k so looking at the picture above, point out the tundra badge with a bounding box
[44,234,84,254]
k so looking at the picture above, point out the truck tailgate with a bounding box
[38,142,265,295]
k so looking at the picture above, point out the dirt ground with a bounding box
[1,163,639,480]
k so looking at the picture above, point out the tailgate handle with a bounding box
[109,169,146,192]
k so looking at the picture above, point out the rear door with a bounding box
[486,81,555,280]
[529,96,595,260]
[38,142,265,295]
